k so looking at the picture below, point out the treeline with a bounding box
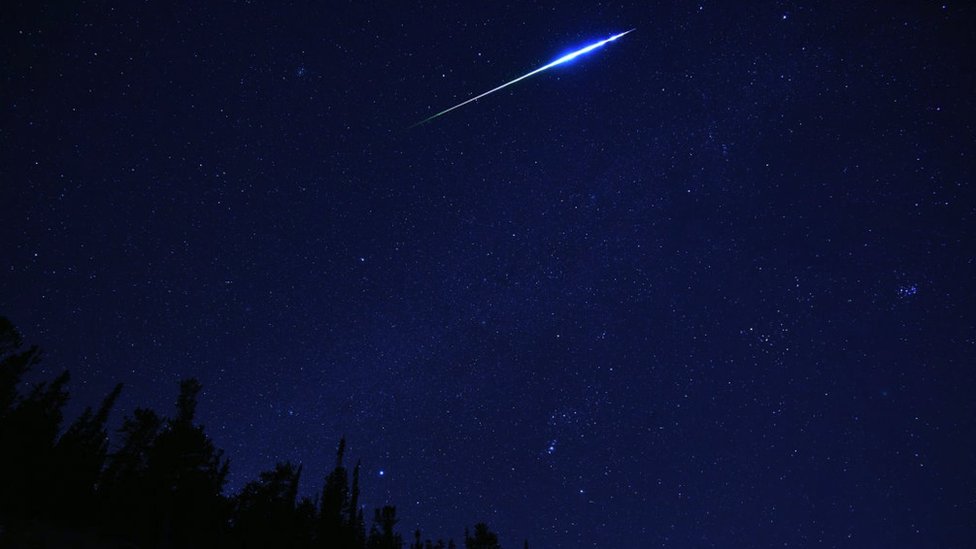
[0,317,516,548]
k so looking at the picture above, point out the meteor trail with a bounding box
[411,29,634,127]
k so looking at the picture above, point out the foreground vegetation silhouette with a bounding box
[0,316,514,548]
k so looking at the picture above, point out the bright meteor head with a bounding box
[411,29,634,128]
[550,29,636,67]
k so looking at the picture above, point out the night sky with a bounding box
[2,1,974,547]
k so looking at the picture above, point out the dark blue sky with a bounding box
[2,1,974,547]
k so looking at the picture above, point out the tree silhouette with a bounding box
[0,369,70,518]
[0,317,42,520]
[0,316,523,549]
[350,459,367,547]
[320,437,352,546]
[367,505,404,549]
[99,406,164,544]
[0,317,41,415]
[50,382,123,525]
[144,378,230,547]
[465,523,502,549]
[232,461,306,548]
[295,495,319,547]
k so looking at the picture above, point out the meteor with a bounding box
[411,29,634,127]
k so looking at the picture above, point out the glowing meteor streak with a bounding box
[412,29,634,127]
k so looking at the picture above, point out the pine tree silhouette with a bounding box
[50,382,123,525]
[464,523,502,549]
[0,316,522,548]
[144,378,230,547]
[0,369,70,518]
[0,316,42,522]
[99,406,163,544]
[350,459,366,547]
[0,317,41,416]
[367,505,403,549]
[232,461,304,548]
[295,495,319,547]
[319,437,352,546]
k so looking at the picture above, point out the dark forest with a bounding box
[0,316,518,549]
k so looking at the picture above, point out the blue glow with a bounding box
[549,30,634,67]
[412,29,633,127]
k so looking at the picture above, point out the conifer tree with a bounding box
[233,461,303,547]
[51,383,123,524]
[367,505,403,549]
[350,459,366,547]
[464,523,501,549]
[145,378,230,547]
[0,317,522,548]
[295,496,319,547]
[99,406,163,543]
[0,316,41,415]
[319,437,351,546]
[0,369,70,517]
